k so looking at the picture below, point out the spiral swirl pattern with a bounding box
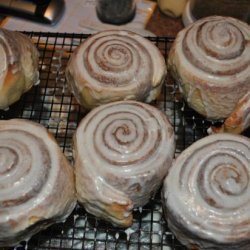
[182,16,249,77]
[0,130,50,208]
[66,30,166,109]
[168,16,250,119]
[0,119,75,247]
[84,35,151,86]
[163,133,250,249]
[75,101,175,226]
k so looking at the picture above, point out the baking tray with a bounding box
[2,32,249,250]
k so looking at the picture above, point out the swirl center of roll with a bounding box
[183,18,249,77]
[212,164,247,196]
[0,130,51,208]
[106,45,128,62]
[113,122,135,145]
[212,23,232,47]
[0,147,17,175]
[90,106,162,166]
[96,42,133,72]
[102,117,140,155]
[201,21,245,60]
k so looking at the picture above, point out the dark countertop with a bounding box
[146,6,184,37]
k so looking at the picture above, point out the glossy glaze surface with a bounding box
[74,101,175,227]
[163,133,250,249]
[0,119,76,247]
[66,30,166,109]
[168,16,250,120]
[0,29,39,110]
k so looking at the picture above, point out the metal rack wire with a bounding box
[3,32,249,250]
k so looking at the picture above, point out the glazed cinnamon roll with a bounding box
[66,30,166,110]
[168,16,250,120]
[0,29,39,110]
[74,101,175,227]
[0,119,76,247]
[162,133,250,250]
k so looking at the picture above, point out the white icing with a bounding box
[0,119,76,247]
[125,227,135,240]
[169,16,250,119]
[75,101,175,226]
[0,29,40,110]
[163,133,250,249]
[115,232,119,239]
[66,30,166,108]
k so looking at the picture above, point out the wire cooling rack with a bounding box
[2,32,249,250]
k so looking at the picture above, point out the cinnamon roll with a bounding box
[0,29,39,110]
[66,30,166,110]
[0,119,76,247]
[168,16,250,120]
[74,101,175,227]
[162,133,250,250]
